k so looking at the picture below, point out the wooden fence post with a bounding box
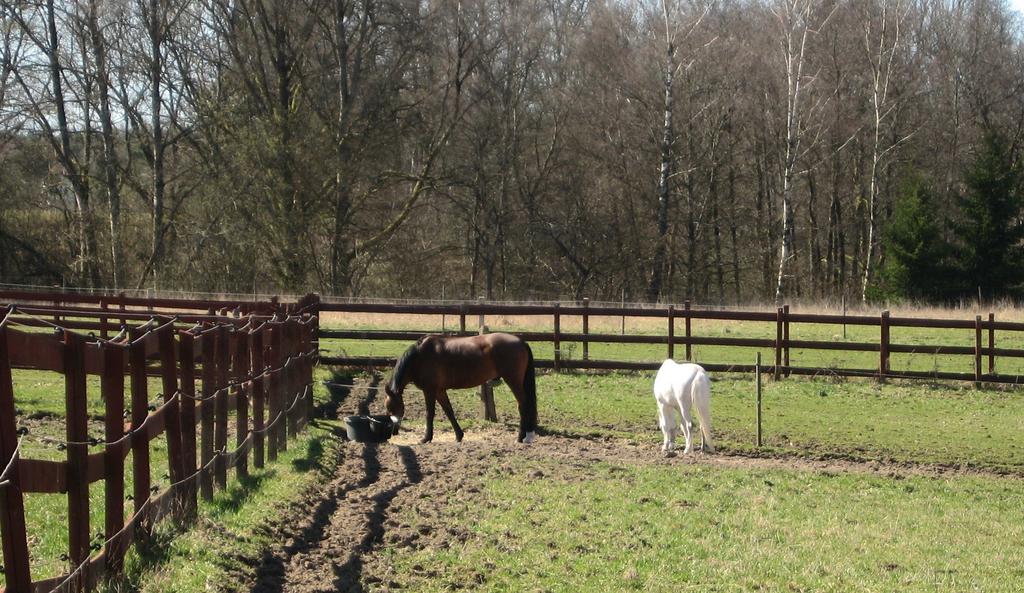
[215,326,230,489]
[64,332,90,591]
[199,329,215,500]
[783,304,791,378]
[684,301,692,361]
[250,329,266,469]
[988,312,995,376]
[158,325,186,507]
[271,324,286,454]
[291,322,303,432]
[129,339,152,538]
[0,328,32,593]
[879,310,890,381]
[582,298,590,361]
[266,325,279,463]
[177,332,198,517]
[300,320,314,427]
[975,315,983,384]
[621,289,626,336]
[102,342,127,574]
[285,320,299,437]
[478,306,497,422]
[553,303,561,372]
[774,307,783,380]
[667,305,675,361]
[232,329,249,480]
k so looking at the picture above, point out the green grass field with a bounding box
[380,373,1024,593]
[384,461,1024,593]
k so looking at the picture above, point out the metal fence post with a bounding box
[756,352,763,448]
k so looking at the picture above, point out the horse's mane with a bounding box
[388,343,419,393]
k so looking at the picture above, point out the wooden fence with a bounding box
[316,300,1024,384]
[0,297,317,593]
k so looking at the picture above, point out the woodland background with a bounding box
[1,0,1023,304]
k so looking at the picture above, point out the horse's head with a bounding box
[384,381,405,433]
[385,344,418,434]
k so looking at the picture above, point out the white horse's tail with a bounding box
[690,369,714,452]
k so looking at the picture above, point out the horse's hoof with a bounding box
[521,431,537,444]
[663,450,677,458]
[455,433,464,443]
[419,436,432,444]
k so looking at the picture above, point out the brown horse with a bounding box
[384,333,538,443]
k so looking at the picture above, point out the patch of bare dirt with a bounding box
[238,376,1022,593]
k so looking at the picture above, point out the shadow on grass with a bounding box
[97,514,191,593]
[208,469,278,516]
[291,433,340,473]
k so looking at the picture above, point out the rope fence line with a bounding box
[0,437,22,490]
[250,385,312,437]
[0,293,320,593]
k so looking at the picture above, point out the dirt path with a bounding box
[239,378,1020,593]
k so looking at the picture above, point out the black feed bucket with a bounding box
[343,415,395,443]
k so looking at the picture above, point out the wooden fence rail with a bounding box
[0,300,317,593]
[316,300,1024,384]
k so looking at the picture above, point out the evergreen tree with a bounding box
[952,131,1024,300]
[878,176,953,300]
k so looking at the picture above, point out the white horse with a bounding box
[653,359,714,454]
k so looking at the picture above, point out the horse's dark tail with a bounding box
[523,342,537,433]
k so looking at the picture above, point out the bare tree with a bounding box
[645,0,711,303]
[859,0,915,302]
[770,0,834,303]
[7,0,103,285]
[84,0,125,288]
